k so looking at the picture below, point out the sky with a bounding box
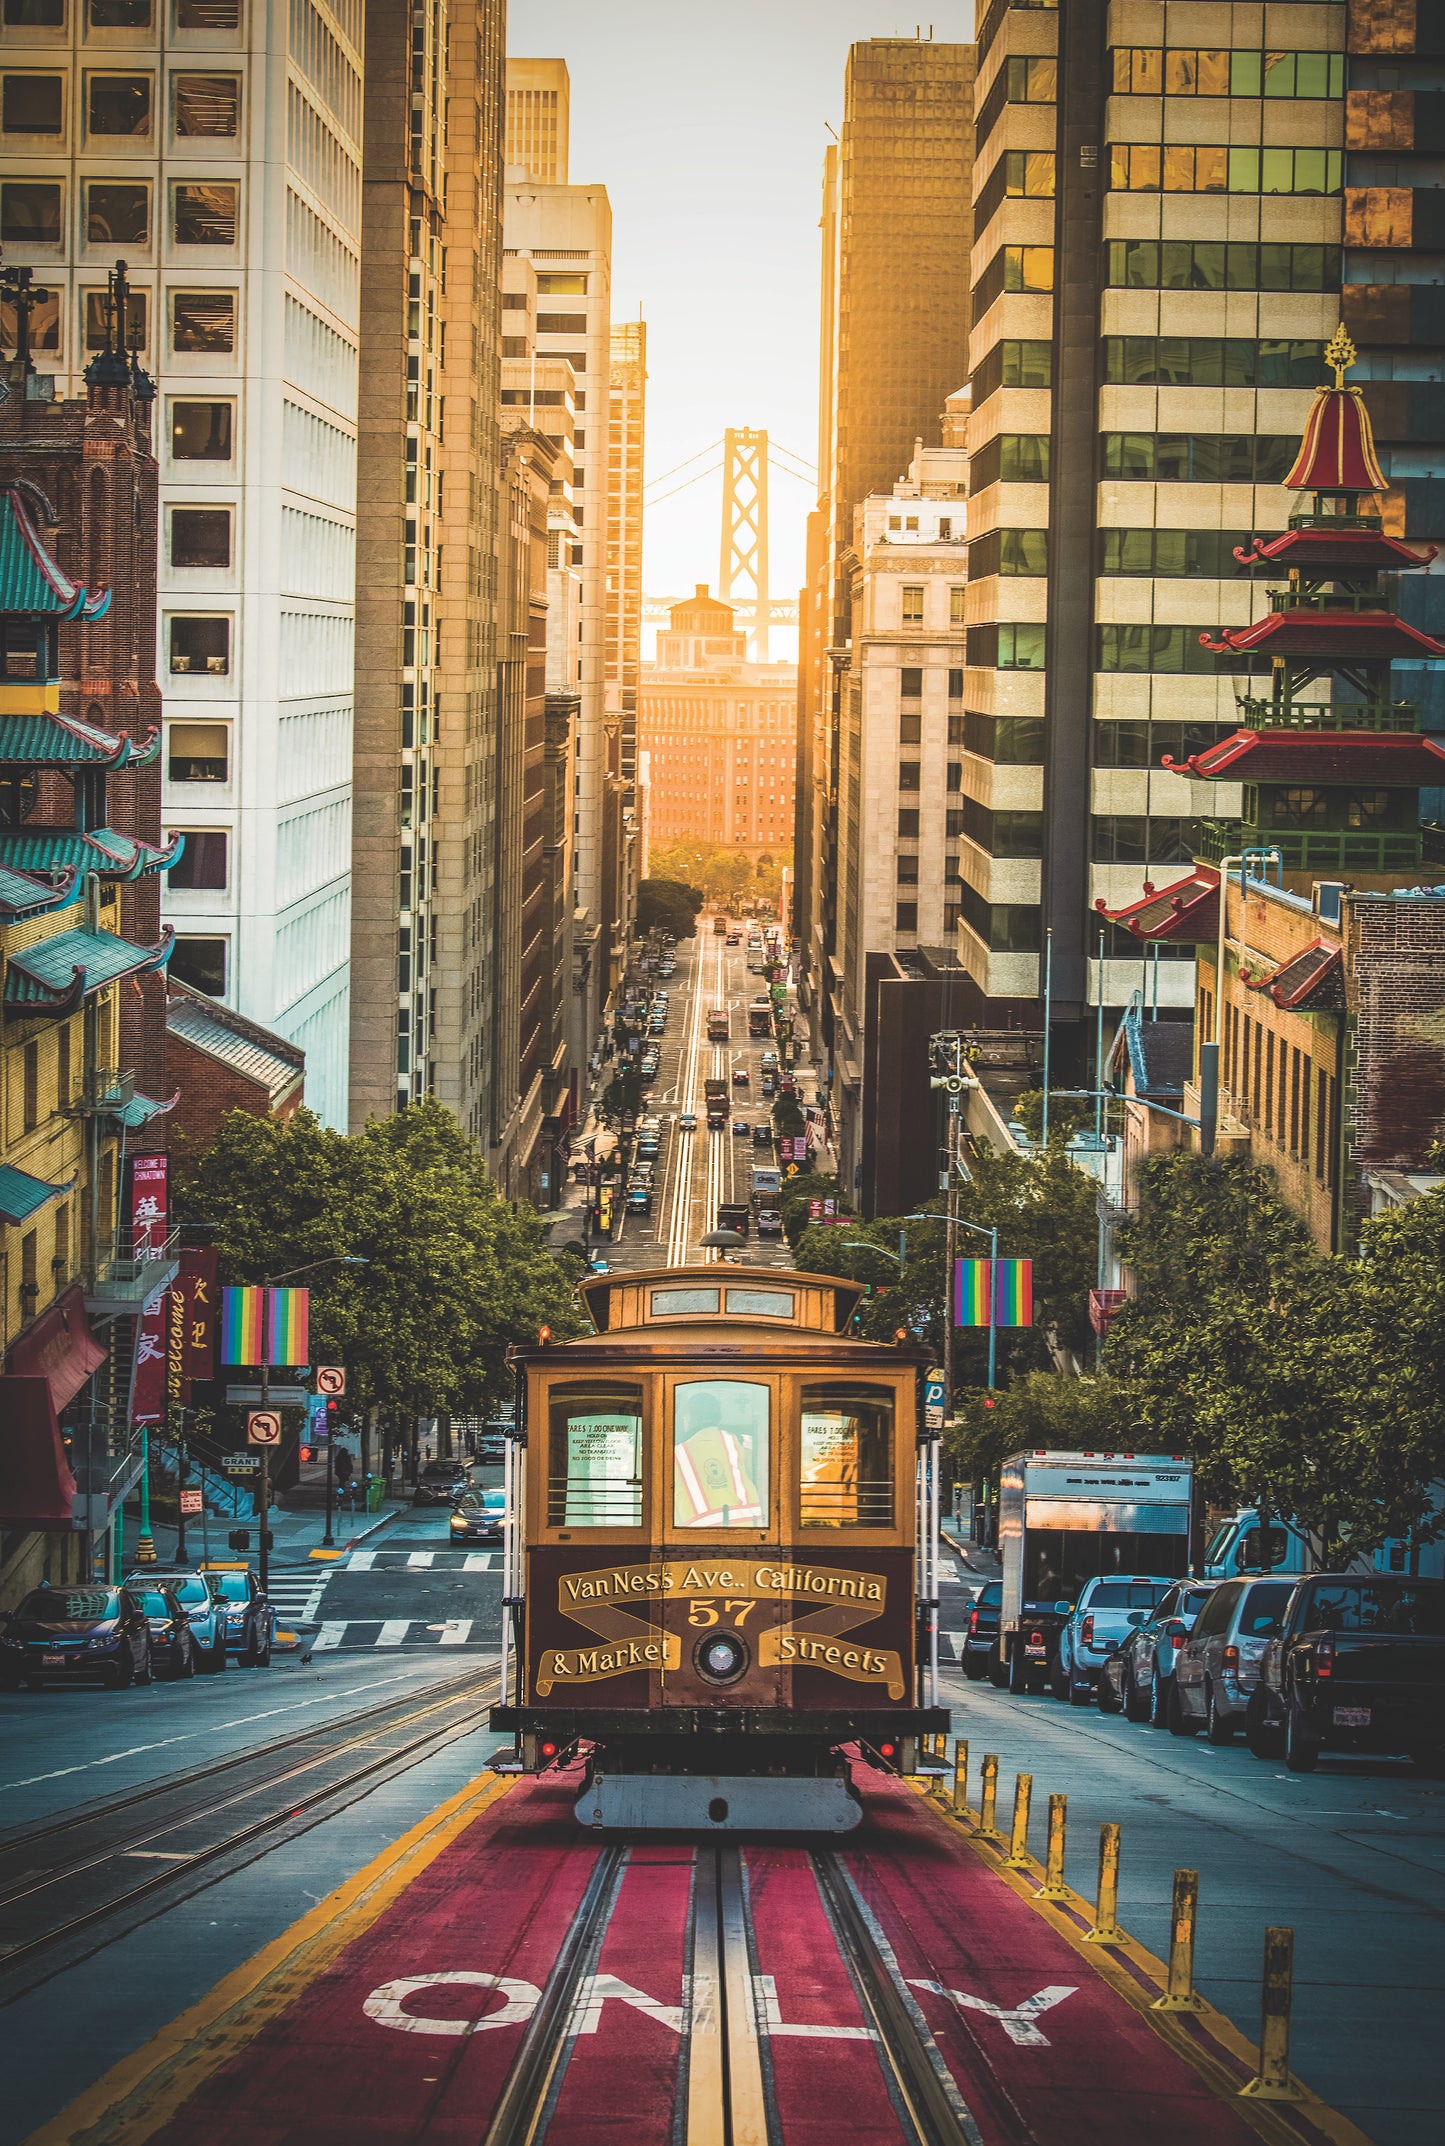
[507,0,975,657]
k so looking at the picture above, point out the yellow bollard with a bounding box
[1151,1868,1204,2011]
[977,1752,1001,1841]
[1005,1772,1033,1868]
[951,1739,969,1814]
[1086,1823,1123,1942]
[1034,1792,1069,1901]
[1240,1928,1303,2101]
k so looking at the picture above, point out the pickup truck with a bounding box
[1250,1573,1445,1773]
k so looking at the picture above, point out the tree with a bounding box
[596,1064,645,1127]
[947,1372,1136,1489]
[175,1101,582,1420]
[637,877,702,938]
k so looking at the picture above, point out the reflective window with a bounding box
[651,1286,719,1317]
[724,1288,795,1320]
[547,1382,643,1527]
[799,1384,893,1528]
[673,1380,768,1529]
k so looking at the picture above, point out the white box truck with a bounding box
[997,1450,1194,1693]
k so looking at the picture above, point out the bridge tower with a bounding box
[718,427,770,662]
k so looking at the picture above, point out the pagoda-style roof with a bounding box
[1284,382,1385,493]
[0,488,111,621]
[1244,939,1344,1011]
[0,827,183,881]
[4,922,174,1014]
[1165,731,1445,784]
[0,1161,79,1225]
[1095,864,1220,942]
[0,710,161,769]
[1199,611,1445,661]
[0,863,80,921]
[1233,526,1437,574]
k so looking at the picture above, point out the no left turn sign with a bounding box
[247,1409,282,1446]
[316,1366,346,1396]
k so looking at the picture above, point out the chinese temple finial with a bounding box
[1325,324,1356,389]
[1283,324,1384,494]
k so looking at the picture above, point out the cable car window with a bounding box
[651,1286,719,1317]
[673,1380,769,1529]
[547,1383,643,1526]
[799,1385,894,1528]
[724,1288,796,1320]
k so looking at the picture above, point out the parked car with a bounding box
[0,1585,153,1689]
[450,1489,506,1545]
[627,1186,652,1215]
[127,1568,228,1673]
[414,1458,473,1506]
[760,1050,778,1069]
[1249,1573,1445,1772]
[755,1207,783,1237]
[760,1076,776,1099]
[1055,1576,1176,1704]
[204,1566,275,1664]
[1169,1574,1299,1741]
[635,1135,660,1161]
[1097,1579,1219,1722]
[961,1579,1003,1682]
[752,1124,773,1147]
[474,1429,507,1465]
[122,1580,199,1680]
[678,1113,697,1131]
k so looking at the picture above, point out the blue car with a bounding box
[1097,1579,1219,1721]
[1054,1575,1176,1704]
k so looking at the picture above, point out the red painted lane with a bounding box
[147,1771,597,2146]
[843,1770,1263,2146]
[545,1843,693,2143]
[746,1846,908,2146]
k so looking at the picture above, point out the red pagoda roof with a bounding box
[1233,527,1437,574]
[1244,939,1343,1011]
[1285,383,1385,492]
[1165,731,1445,783]
[1199,611,1445,661]
[1094,865,1219,942]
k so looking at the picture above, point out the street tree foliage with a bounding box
[948,1372,1133,1488]
[1104,1154,1445,1561]
[176,1101,583,1419]
[595,1064,646,1127]
[793,1146,1098,1367]
[637,877,702,938]
[648,841,790,906]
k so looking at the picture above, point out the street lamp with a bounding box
[254,1255,367,1592]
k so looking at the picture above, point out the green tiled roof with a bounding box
[0,827,182,880]
[0,711,140,767]
[0,865,77,921]
[0,1162,76,1225]
[0,488,110,620]
[114,1088,178,1130]
[4,922,173,1008]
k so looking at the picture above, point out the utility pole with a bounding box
[928,1031,976,1412]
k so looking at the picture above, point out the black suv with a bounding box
[204,1567,275,1665]
[414,1459,473,1506]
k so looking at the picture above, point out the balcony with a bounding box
[1267,589,1395,616]
[1190,819,1423,874]
[85,1227,180,1315]
[1233,697,1421,735]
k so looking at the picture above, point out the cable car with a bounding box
[491,1266,947,1831]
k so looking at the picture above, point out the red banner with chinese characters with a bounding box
[130,1290,167,1427]
[178,1246,217,1381]
[129,1152,168,1255]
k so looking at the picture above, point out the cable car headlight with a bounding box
[695,1632,749,1685]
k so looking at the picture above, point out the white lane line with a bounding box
[348,1550,377,1572]
[438,1620,473,1646]
[376,1620,412,1648]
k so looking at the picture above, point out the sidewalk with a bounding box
[120,1496,410,1572]
[941,1522,1001,1577]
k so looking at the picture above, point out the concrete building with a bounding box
[639,587,797,858]
[350,0,506,1144]
[504,69,619,1063]
[0,0,363,1128]
[830,426,969,1192]
[505,55,569,186]
[606,319,646,788]
[796,36,976,1072]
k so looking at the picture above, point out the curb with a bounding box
[904,1774,1373,2146]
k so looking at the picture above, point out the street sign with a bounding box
[222,1454,260,1473]
[225,1384,308,1406]
[178,1488,204,1514]
[246,1409,282,1446]
[316,1365,346,1395]
[924,1376,947,1433]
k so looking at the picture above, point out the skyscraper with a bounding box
[795,37,975,1070]
[350,0,506,1140]
[505,56,570,186]
[0,0,362,1128]
[606,319,647,788]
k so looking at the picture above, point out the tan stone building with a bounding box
[640,589,796,858]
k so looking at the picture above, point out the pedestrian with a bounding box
[334,1445,354,1488]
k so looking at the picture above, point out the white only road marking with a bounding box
[364,1974,542,2036]
[437,1620,472,1646]
[348,1551,377,1572]
[0,1671,423,1790]
[571,1974,684,2036]
[376,1621,412,1647]
[753,1975,873,2040]
[910,1980,1077,2048]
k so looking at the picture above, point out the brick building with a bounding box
[165,979,304,1161]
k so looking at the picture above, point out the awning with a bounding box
[0,1162,78,1224]
[0,1376,77,1525]
[6,1284,107,1410]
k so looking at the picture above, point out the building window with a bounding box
[168,719,229,780]
[171,288,235,352]
[971,338,1052,403]
[173,181,237,245]
[4,0,65,21]
[973,244,1054,312]
[84,286,147,349]
[1093,720,1233,767]
[2,75,63,133]
[895,903,918,933]
[170,507,231,568]
[173,73,239,136]
[1102,337,1325,388]
[536,312,587,336]
[897,809,920,838]
[898,761,921,792]
[968,623,1046,671]
[169,614,230,674]
[171,399,233,459]
[22,1040,39,1132]
[87,75,152,137]
[178,0,241,24]
[968,529,1048,579]
[170,936,227,996]
[535,272,587,294]
[899,711,922,744]
[90,0,153,23]
[969,435,1049,492]
[900,667,923,697]
[1105,239,1342,292]
[0,285,60,350]
[1090,816,1193,865]
[86,180,149,244]
[897,856,919,884]
[0,182,62,245]
[1098,624,1244,675]
[167,829,228,889]
[1101,433,1296,484]
[1112,48,1344,100]
[901,586,924,624]
[1109,143,1342,195]
[1099,529,1253,578]
[963,710,1045,764]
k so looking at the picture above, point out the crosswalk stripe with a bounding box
[312,1622,346,1651]
[376,1620,411,1647]
[463,1553,493,1571]
[349,1550,376,1572]
[406,1552,435,1568]
[438,1619,472,1645]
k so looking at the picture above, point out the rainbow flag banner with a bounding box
[220,1286,309,1365]
[954,1258,1033,1328]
